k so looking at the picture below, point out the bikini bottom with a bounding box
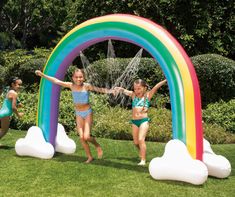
[131,117,150,127]
[75,108,92,119]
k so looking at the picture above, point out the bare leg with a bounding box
[0,117,10,139]
[138,122,149,165]
[84,113,103,159]
[132,124,140,157]
[76,115,93,163]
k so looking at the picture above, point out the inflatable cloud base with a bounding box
[149,139,231,185]
[15,123,76,159]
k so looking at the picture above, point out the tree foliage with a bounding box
[0,0,67,48]
[0,0,234,58]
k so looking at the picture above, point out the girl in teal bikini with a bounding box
[35,69,115,163]
[115,79,167,165]
[0,77,24,140]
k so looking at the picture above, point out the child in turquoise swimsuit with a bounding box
[35,69,115,163]
[115,79,167,165]
[0,77,24,140]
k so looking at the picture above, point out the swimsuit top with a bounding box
[72,91,89,104]
[0,98,13,116]
[132,96,150,108]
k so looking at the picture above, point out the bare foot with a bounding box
[96,146,103,159]
[85,157,93,163]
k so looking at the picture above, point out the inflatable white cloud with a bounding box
[15,126,54,159]
[55,123,76,154]
[149,140,208,185]
[203,139,231,178]
[15,123,76,159]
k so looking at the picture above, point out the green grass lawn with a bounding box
[0,130,234,197]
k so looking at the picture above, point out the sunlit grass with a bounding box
[0,130,234,197]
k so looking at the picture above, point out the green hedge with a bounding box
[1,49,235,108]
[0,48,51,91]
[203,99,235,133]
[202,123,235,144]
[87,55,235,107]
[1,90,234,144]
[87,57,166,91]
[192,54,235,107]
[8,92,38,130]
[92,105,235,144]
[92,107,173,142]
[0,49,235,108]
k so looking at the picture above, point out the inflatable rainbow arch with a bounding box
[37,14,203,160]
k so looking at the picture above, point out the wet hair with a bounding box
[8,77,21,87]
[133,79,149,89]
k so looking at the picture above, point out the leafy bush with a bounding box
[203,123,235,144]
[0,51,5,66]
[1,90,234,144]
[88,57,166,90]
[92,107,173,142]
[10,90,76,131]
[92,106,235,144]
[6,92,38,130]
[0,32,21,50]
[147,108,172,142]
[87,54,235,108]
[2,49,234,108]
[0,48,51,91]
[192,54,235,107]
[57,90,76,132]
[203,99,235,133]
[93,106,132,140]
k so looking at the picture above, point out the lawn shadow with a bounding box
[91,158,149,173]
[0,145,14,150]
[115,156,139,162]
[53,152,87,163]
[55,154,148,173]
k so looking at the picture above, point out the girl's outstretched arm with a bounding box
[35,70,72,88]
[148,79,167,100]
[86,84,115,95]
[114,87,133,97]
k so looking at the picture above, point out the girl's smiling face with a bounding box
[12,79,22,92]
[133,83,146,97]
[72,71,85,85]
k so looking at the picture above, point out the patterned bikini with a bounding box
[72,90,92,119]
[131,96,150,127]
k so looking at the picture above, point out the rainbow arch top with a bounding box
[37,14,203,160]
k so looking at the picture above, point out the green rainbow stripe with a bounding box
[37,14,203,160]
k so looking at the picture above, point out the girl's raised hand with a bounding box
[35,70,43,77]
